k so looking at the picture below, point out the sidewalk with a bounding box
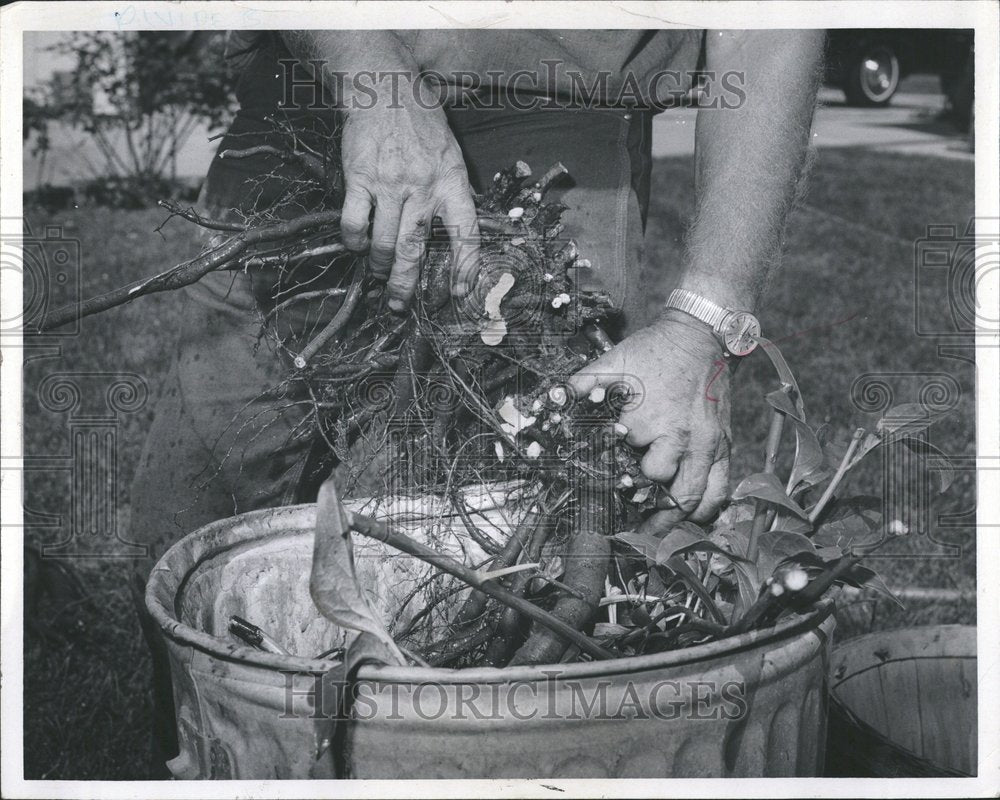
[652,85,974,161]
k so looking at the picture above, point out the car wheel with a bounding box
[843,44,901,107]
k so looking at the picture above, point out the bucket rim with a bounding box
[145,502,835,682]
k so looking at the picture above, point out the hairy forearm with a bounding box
[680,30,825,311]
[280,30,421,109]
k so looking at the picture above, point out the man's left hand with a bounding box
[568,310,732,532]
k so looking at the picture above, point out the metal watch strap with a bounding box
[665,289,730,332]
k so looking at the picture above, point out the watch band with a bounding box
[665,288,762,357]
[665,289,731,333]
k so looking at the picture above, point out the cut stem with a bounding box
[808,427,866,524]
[293,265,365,368]
[42,209,341,330]
[344,510,614,661]
[747,393,789,561]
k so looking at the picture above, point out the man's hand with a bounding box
[340,86,480,312]
[279,31,481,311]
[568,310,731,532]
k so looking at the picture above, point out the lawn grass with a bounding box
[22,146,976,779]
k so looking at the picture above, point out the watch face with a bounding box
[722,312,761,356]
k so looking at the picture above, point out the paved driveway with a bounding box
[652,81,973,161]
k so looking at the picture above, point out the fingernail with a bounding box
[388,298,407,313]
[662,492,679,509]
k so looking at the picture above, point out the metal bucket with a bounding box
[146,497,835,779]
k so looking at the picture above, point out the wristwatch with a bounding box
[665,289,761,357]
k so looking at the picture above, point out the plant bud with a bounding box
[782,568,809,592]
[508,207,524,220]
[548,385,568,407]
[589,386,606,403]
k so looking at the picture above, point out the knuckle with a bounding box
[386,274,416,298]
[674,491,702,514]
[438,165,472,194]
[368,240,396,263]
[343,173,375,198]
[341,216,368,237]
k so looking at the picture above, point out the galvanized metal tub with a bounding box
[146,501,835,779]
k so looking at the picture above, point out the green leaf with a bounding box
[755,335,806,420]
[732,472,809,519]
[841,564,905,608]
[662,556,728,625]
[791,546,845,568]
[902,438,956,494]
[756,530,817,578]
[655,522,751,564]
[813,497,883,549]
[763,387,826,494]
[765,387,803,421]
[770,511,814,535]
[839,431,882,473]
[788,419,829,493]
[715,519,752,556]
[877,403,950,443]
[729,561,761,618]
[614,530,661,564]
[311,478,405,664]
[314,630,403,778]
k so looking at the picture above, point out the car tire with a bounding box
[843,44,901,107]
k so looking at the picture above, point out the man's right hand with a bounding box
[339,81,480,312]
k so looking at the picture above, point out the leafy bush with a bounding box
[24,184,78,214]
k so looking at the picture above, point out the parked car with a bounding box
[825,29,973,112]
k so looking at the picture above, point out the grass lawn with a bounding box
[22,146,976,779]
